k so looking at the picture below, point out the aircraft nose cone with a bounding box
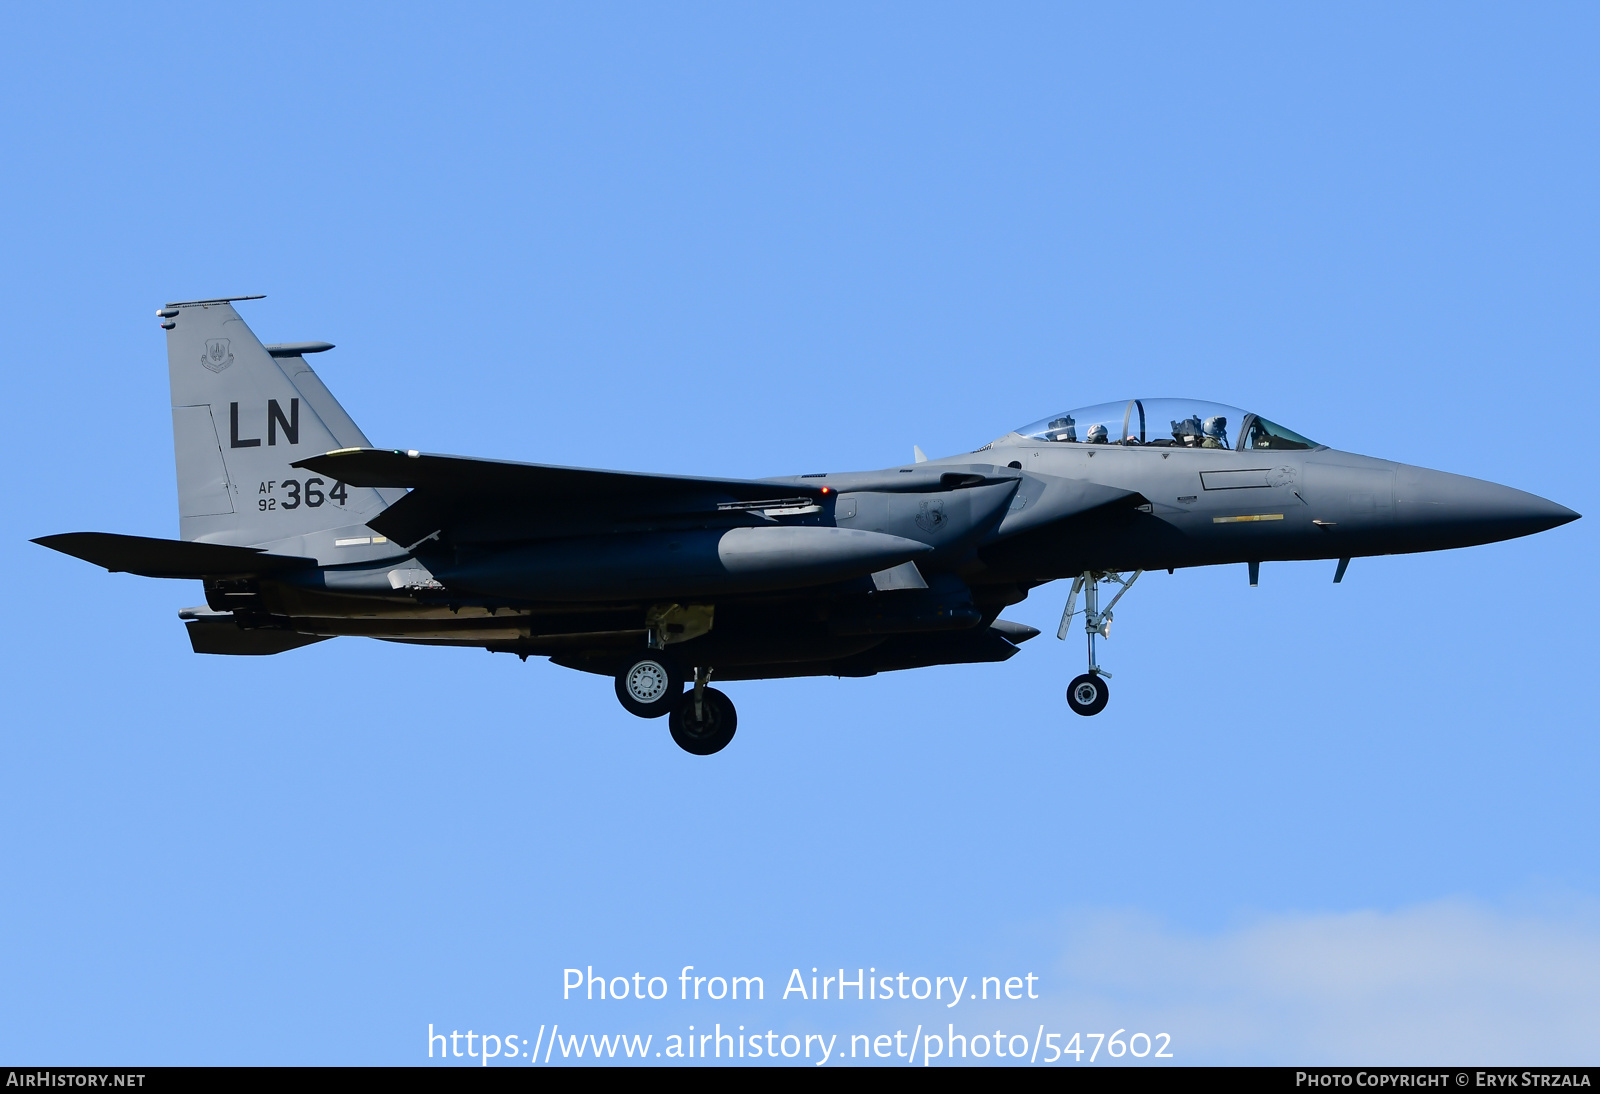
[1531,497,1582,530]
[1395,465,1579,549]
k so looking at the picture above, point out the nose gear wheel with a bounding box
[1066,673,1109,716]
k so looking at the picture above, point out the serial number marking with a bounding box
[1042,1030,1171,1062]
[257,478,349,511]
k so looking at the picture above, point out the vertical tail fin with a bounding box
[163,296,391,548]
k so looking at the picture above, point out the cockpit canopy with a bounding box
[1013,399,1320,452]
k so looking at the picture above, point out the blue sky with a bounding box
[1,3,1595,1065]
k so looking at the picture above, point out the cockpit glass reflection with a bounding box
[1241,415,1317,451]
[1014,399,1318,452]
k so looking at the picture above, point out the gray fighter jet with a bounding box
[36,297,1579,754]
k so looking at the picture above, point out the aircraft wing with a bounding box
[292,448,828,503]
[292,448,832,547]
[33,532,317,578]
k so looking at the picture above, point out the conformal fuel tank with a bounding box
[434,525,934,601]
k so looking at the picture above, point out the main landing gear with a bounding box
[615,656,738,755]
[614,653,684,718]
[1058,569,1143,717]
[670,668,738,756]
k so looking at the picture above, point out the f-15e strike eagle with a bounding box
[35,297,1579,754]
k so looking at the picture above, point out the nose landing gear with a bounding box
[1058,569,1142,717]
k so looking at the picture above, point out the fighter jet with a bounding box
[35,297,1579,754]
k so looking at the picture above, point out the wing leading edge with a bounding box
[292,447,837,548]
[292,448,829,503]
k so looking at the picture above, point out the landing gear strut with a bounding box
[669,667,737,755]
[1058,569,1142,717]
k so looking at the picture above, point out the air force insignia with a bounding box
[202,338,234,373]
[915,498,948,533]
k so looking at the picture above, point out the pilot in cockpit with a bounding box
[1171,416,1204,447]
[1202,415,1228,449]
[1085,423,1109,445]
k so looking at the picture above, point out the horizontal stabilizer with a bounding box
[293,448,827,503]
[33,532,316,578]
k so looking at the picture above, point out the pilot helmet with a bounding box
[1203,416,1228,442]
[1171,416,1203,444]
[1086,422,1109,444]
[1048,415,1077,442]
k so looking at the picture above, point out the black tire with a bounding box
[614,654,685,719]
[669,687,738,755]
[1066,673,1109,716]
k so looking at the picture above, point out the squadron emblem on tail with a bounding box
[201,338,233,372]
